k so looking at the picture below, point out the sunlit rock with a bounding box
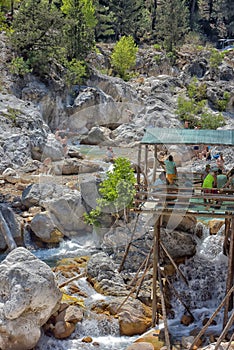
[0,247,61,350]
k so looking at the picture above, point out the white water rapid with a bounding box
[32,219,233,350]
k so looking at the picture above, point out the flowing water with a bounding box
[31,220,233,350]
[2,145,233,349]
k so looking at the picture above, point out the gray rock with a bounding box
[0,204,21,251]
[87,252,128,296]
[0,247,61,350]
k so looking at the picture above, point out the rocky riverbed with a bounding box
[0,31,234,349]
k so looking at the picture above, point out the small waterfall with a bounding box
[169,222,231,339]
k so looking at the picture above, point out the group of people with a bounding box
[153,152,234,201]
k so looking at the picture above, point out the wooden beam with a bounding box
[223,215,234,328]
[152,216,160,326]
[152,145,157,183]
[137,144,142,185]
[144,145,149,182]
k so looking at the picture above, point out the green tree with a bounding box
[61,0,96,60]
[156,0,190,52]
[84,157,136,226]
[10,0,64,75]
[111,35,138,79]
[94,0,149,42]
[200,110,225,129]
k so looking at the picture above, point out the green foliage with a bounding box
[83,207,101,226]
[9,57,32,76]
[209,49,225,69]
[187,77,207,101]
[176,95,205,127]
[200,110,225,129]
[153,43,162,51]
[215,91,230,112]
[84,157,136,226]
[156,0,190,52]
[111,36,138,79]
[10,0,64,75]
[61,0,96,60]
[64,59,87,87]
[94,0,148,42]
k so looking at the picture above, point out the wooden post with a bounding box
[158,264,171,349]
[152,145,157,183]
[223,215,234,328]
[144,145,148,184]
[137,144,142,185]
[152,215,160,326]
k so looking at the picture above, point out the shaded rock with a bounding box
[0,247,61,350]
[161,230,196,260]
[30,212,64,243]
[87,252,128,296]
[162,214,197,234]
[53,320,75,339]
[0,204,21,251]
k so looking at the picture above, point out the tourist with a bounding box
[217,169,227,189]
[184,120,189,129]
[223,168,234,189]
[106,146,115,162]
[202,164,211,181]
[216,152,225,171]
[153,171,167,191]
[164,155,177,184]
[202,167,218,203]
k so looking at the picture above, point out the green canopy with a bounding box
[140,128,234,145]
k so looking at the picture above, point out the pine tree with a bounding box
[109,0,147,40]
[156,0,190,52]
[10,0,64,73]
[61,0,96,60]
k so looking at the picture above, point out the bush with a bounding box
[200,110,225,129]
[215,91,230,112]
[9,57,32,76]
[84,157,136,226]
[209,49,225,69]
[111,36,138,80]
[64,59,87,87]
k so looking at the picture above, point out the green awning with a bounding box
[141,128,234,145]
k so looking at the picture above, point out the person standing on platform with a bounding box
[164,155,177,184]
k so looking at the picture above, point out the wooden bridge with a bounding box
[130,128,234,348]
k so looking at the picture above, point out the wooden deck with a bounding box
[132,185,234,218]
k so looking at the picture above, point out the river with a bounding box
[31,219,233,349]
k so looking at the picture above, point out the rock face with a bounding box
[0,247,62,350]
[0,93,49,172]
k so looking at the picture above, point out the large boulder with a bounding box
[22,183,91,237]
[0,247,62,350]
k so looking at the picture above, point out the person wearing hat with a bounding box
[202,167,218,203]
